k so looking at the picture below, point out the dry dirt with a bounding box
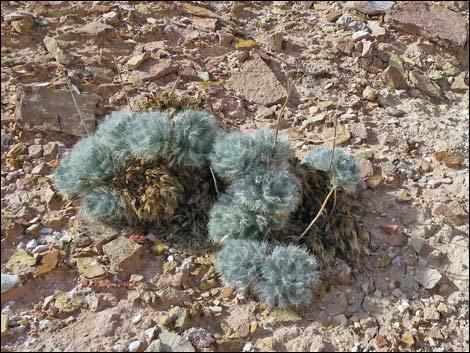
[1,1,469,352]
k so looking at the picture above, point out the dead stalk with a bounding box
[209,166,220,197]
[113,58,133,112]
[298,185,337,240]
[271,76,294,154]
[328,110,339,172]
[62,70,90,137]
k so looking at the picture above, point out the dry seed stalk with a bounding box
[298,185,337,240]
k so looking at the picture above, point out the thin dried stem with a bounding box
[293,136,338,144]
[328,111,338,172]
[113,58,133,112]
[169,76,182,101]
[62,71,90,137]
[327,187,337,220]
[298,185,337,240]
[271,76,294,154]
[209,166,220,197]
[272,73,306,154]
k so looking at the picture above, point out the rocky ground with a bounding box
[1,1,469,352]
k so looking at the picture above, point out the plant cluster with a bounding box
[54,109,216,224]
[217,239,320,309]
[209,128,362,307]
[208,130,300,244]
[54,107,364,310]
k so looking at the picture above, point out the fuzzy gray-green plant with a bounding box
[169,109,217,168]
[256,244,320,309]
[125,111,172,161]
[210,129,293,182]
[301,148,360,192]
[251,130,294,164]
[54,135,120,196]
[216,239,271,294]
[208,194,283,244]
[95,110,135,162]
[229,164,301,218]
[81,186,134,224]
[209,132,260,182]
[54,108,219,225]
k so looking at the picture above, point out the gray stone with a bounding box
[451,72,469,92]
[414,268,442,289]
[128,340,143,352]
[352,30,370,42]
[446,236,469,292]
[102,237,142,271]
[159,328,195,352]
[43,36,70,65]
[382,55,408,90]
[409,235,425,253]
[28,144,43,158]
[346,1,395,15]
[43,142,59,161]
[127,59,177,83]
[145,340,162,352]
[75,21,113,36]
[423,307,440,321]
[362,86,377,101]
[258,32,284,52]
[350,123,368,139]
[226,57,287,105]
[367,20,387,37]
[409,71,442,98]
[1,274,21,294]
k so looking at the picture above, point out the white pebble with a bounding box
[32,245,49,254]
[128,340,142,352]
[39,227,53,235]
[25,239,38,250]
[132,314,142,325]
[209,306,222,313]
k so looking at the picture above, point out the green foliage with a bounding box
[54,135,120,196]
[208,194,283,244]
[215,239,320,308]
[210,129,294,182]
[126,111,172,161]
[95,110,135,162]
[256,244,320,309]
[209,130,299,246]
[169,109,217,168]
[251,130,294,164]
[54,108,219,225]
[81,186,134,224]
[301,148,360,192]
[210,132,260,182]
[229,164,301,218]
[217,239,270,294]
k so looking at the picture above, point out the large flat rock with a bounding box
[385,2,468,47]
[226,56,287,105]
[15,86,99,137]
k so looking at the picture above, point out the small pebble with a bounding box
[209,306,222,313]
[25,239,38,250]
[39,227,53,235]
[132,314,142,325]
[32,245,49,254]
[113,343,128,352]
[128,340,142,352]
